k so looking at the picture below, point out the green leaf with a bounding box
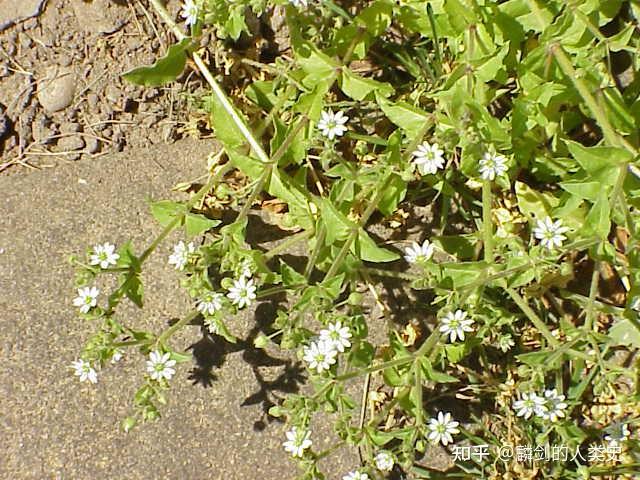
[357,0,393,36]
[559,179,604,202]
[297,46,339,88]
[376,93,431,139]
[378,173,407,216]
[438,261,487,289]
[608,317,640,347]
[208,94,251,152]
[340,69,394,101]
[149,200,184,227]
[515,181,559,220]
[444,343,467,363]
[122,274,143,308]
[321,198,354,245]
[565,140,631,176]
[280,261,306,287]
[419,358,458,383]
[185,213,221,238]
[170,351,192,363]
[122,38,191,86]
[349,341,375,368]
[227,150,265,180]
[117,241,141,272]
[516,351,549,366]
[580,190,610,239]
[352,230,400,263]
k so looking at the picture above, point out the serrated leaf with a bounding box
[122,38,191,86]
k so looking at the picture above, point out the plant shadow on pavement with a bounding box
[184,296,306,432]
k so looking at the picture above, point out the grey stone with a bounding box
[85,136,99,153]
[37,66,76,113]
[0,0,46,32]
[57,134,84,151]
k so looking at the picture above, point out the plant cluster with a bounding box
[70,0,640,478]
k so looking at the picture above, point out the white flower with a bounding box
[227,276,257,309]
[283,427,312,458]
[181,0,199,27]
[513,392,547,420]
[374,450,395,472]
[289,0,308,7]
[604,422,631,446]
[89,243,120,269]
[73,286,100,314]
[317,110,348,140]
[498,334,515,352]
[404,240,435,264]
[427,411,460,446]
[412,141,445,175]
[71,359,98,384]
[204,317,218,335]
[533,217,569,250]
[303,339,338,374]
[240,259,253,278]
[110,349,124,364]
[319,321,352,353]
[439,309,474,343]
[343,472,369,480]
[197,292,224,316]
[146,351,177,381]
[542,389,567,422]
[479,152,508,180]
[168,241,195,271]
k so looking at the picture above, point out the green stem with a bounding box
[482,179,494,262]
[323,177,390,280]
[148,0,270,163]
[583,261,600,332]
[264,229,314,260]
[506,287,560,348]
[156,309,200,348]
[140,165,230,263]
[550,43,637,155]
[335,356,414,381]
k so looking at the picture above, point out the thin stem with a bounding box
[482,179,494,262]
[156,309,200,348]
[140,166,229,264]
[148,0,270,163]
[506,287,560,348]
[264,229,314,260]
[584,261,600,332]
[335,356,414,382]
[550,43,638,155]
